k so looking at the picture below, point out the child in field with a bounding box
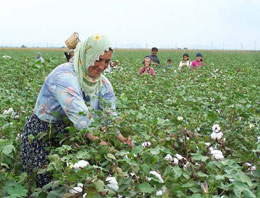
[139,57,155,76]
[36,52,45,63]
[178,53,191,70]
[191,53,205,69]
[163,59,173,71]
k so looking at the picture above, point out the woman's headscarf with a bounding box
[73,35,112,99]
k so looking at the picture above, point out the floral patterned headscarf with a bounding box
[73,35,112,99]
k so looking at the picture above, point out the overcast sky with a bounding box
[1,0,260,50]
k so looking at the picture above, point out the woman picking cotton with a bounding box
[139,57,155,76]
[36,52,45,63]
[21,35,133,187]
[178,53,191,70]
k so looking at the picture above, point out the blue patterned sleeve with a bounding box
[47,72,93,130]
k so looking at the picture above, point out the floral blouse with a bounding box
[34,63,116,130]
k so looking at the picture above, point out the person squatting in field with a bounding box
[178,53,192,70]
[36,52,45,63]
[191,52,205,69]
[145,47,161,66]
[21,35,133,188]
[163,59,173,71]
[64,49,74,62]
[139,57,155,76]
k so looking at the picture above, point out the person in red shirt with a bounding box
[191,53,205,69]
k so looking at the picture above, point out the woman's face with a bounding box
[183,56,188,61]
[196,56,202,61]
[88,50,112,77]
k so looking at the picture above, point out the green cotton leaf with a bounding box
[0,139,11,149]
[94,180,105,192]
[2,144,15,156]
[207,111,218,120]
[196,172,208,178]
[6,182,28,197]
[47,190,61,198]
[234,173,252,187]
[107,153,116,160]
[252,144,260,152]
[172,166,183,179]
[191,153,209,162]
[215,175,226,180]
[149,147,160,155]
[131,146,143,155]
[242,188,256,198]
[252,170,260,178]
[191,194,203,198]
[115,150,129,157]
[138,182,154,193]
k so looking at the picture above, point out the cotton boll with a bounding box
[211,131,223,140]
[142,142,151,148]
[69,186,83,194]
[249,166,256,171]
[156,190,163,196]
[77,160,89,168]
[77,183,84,188]
[175,154,184,160]
[3,107,15,116]
[2,55,11,59]
[183,162,190,171]
[106,177,119,191]
[83,193,87,198]
[249,123,255,129]
[244,163,252,167]
[15,134,21,141]
[205,142,211,147]
[213,153,224,160]
[210,148,224,160]
[73,160,89,170]
[149,171,164,183]
[177,116,183,121]
[173,158,179,165]
[164,154,173,161]
[212,124,221,133]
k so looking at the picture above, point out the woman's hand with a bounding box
[125,136,134,148]
[100,140,108,146]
